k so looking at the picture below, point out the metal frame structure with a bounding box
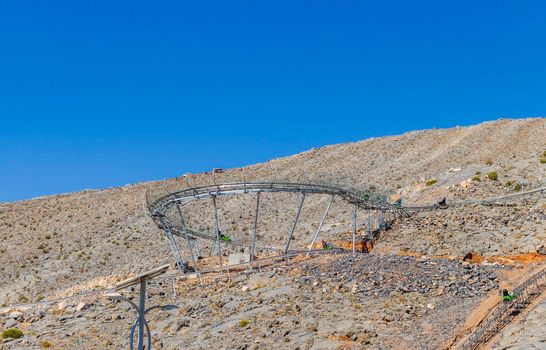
[455,268,546,350]
[149,182,406,273]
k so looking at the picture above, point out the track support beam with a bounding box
[308,194,334,254]
[251,192,260,260]
[211,194,223,266]
[284,193,306,254]
[175,204,199,272]
[352,204,357,255]
[159,216,187,272]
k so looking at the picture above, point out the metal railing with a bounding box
[403,186,545,214]
[455,267,546,350]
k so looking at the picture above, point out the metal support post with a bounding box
[159,217,186,272]
[352,204,357,255]
[366,209,371,239]
[211,194,223,266]
[284,193,306,254]
[308,195,334,254]
[251,192,260,260]
[379,210,385,230]
[176,204,199,272]
[137,278,146,350]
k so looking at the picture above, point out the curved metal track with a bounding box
[149,182,403,215]
[149,181,405,272]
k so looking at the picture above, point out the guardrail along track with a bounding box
[403,186,545,214]
[455,268,546,350]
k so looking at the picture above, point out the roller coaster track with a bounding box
[403,186,545,214]
[149,181,404,216]
[148,181,405,272]
[454,267,546,350]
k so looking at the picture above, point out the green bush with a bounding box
[2,328,23,339]
[514,183,522,192]
[239,319,250,328]
[487,171,498,180]
[471,175,481,182]
[425,179,437,186]
[540,157,546,164]
[485,159,493,166]
[505,180,513,187]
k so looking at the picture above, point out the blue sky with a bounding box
[1,1,545,202]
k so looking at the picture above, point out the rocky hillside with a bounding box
[0,117,544,349]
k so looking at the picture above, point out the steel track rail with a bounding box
[455,267,546,350]
[402,186,545,214]
[149,182,404,217]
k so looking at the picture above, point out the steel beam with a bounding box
[284,193,306,254]
[352,204,357,255]
[159,217,186,272]
[251,192,260,260]
[366,208,371,239]
[137,278,146,350]
[175,204,199,272]
[308,194,334,254]
[211,194,223,266]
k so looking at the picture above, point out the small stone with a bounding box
[76,302,88,312]
[4,318,17,328]
[57,301,68,310]
[426,303,435,310]
[8,311,23,320]
[241,285,249,292]
[176,317,191,331]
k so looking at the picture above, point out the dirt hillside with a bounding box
[0,117,544,349]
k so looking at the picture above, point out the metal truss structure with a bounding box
[148,182,407,273]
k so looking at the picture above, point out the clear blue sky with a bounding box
[1,1,545,202]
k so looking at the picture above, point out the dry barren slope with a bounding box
[0,117,544,307]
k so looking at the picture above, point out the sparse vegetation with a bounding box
[239,319,250,328]
[2,328,23,339]
[40,340,53,348]
[426,179,437,186]
[486,171,498,180]
[514,183,522,191]
[471,175,481,182]
[505,180,513,187]
[485,159,493,166]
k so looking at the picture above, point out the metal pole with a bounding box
[251,192,260,260]
[137,278,146,350]
[352,204,357,255]
[366,209,371,239]
[176,204,199,272]
[308,195,334,254]
[379,210,385,230]
[284,193,306,254]
[211,194,223,266]
[160,217,186,272]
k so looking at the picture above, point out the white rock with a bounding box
[8,311,23,319]
[76,302,88,311]
[426,303,435,310]
[57,301,68,310]
[4,319,17,328]
[241,285,249,292]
